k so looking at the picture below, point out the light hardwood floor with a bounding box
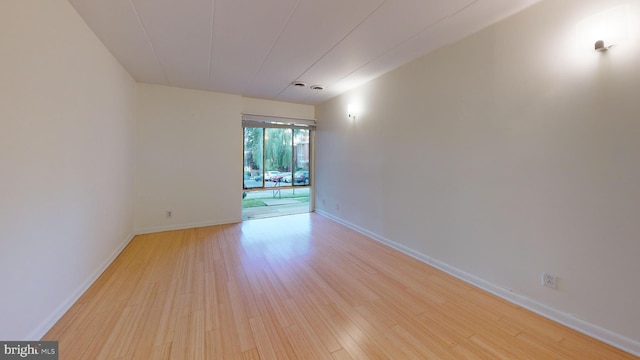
[44,213,638,359]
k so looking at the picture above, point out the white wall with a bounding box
[0,0,136,340]
[135,84,242,233]
[316,0,640,354]
[135,86,315,233]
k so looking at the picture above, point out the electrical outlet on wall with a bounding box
[166,210,173,219]
[542,272,558,289]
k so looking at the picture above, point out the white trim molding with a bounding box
[316,210,640,357]
[134,218,242,235]
[29,232,135,340]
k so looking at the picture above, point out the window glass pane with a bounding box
[264,128,292,184]
[243,127,263,189]
[293,129,310,186]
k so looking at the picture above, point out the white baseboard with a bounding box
[135,218,241,235]
[30,232,135,340]
[31,217,240,339]
[316,210,640,357]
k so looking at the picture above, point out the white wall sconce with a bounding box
[594,40,612,52]
[347,103,359,120]
[578,5,631,52]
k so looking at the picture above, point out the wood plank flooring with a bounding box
[44,213,638,359]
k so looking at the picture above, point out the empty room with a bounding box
[2,0,639,358]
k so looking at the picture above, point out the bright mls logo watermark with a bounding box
[1,342,57,359]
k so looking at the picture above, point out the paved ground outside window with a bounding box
[242,188,310,220]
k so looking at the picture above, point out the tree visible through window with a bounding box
[243,127,263,189]
[265,128,292,173]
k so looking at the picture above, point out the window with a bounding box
[242,115,314,190]
[241,115,315,220]
[243,127,264,189]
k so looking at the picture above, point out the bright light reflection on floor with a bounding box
[240,213,313,262]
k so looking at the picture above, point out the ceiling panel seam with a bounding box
[275,0,388,100]
[243,0,303,95]
[128,0,171,85]
[449,0,480,20]
[73,0,543,104]
[302,0,478,103]
[305,17,445,100]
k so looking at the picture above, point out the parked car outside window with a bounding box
[294,170,309,184]
[264,171,281,181]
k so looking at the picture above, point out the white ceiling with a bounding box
[69,0,540,105]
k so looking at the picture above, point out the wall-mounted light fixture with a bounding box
[577,5,631,52]
[594,40,612,52]
[347,103,359,120]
